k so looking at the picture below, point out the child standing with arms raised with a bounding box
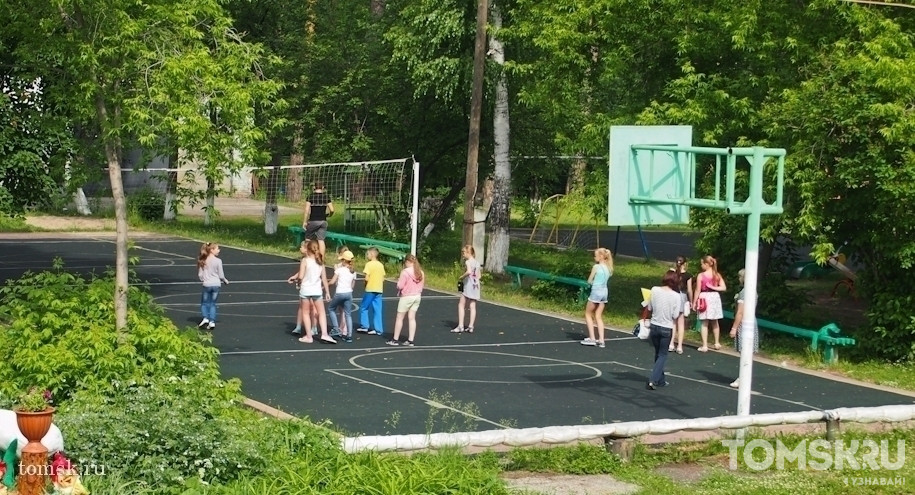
[288,240,334,344]
[452,245,481,333]
[356,247,386,337]
[327,249,357,342]
[388,254,425,346]
[197,242,229,330]
[581,248,613,348]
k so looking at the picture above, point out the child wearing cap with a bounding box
[327,247,357,342]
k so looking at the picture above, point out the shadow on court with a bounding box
[1,234,913,437]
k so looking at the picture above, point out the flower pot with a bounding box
[15,407,55,447]
[15,408,54,495]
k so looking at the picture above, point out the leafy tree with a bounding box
[5,0,279,332]
[767,4,915,359]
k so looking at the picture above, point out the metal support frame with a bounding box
[628,145,786,426]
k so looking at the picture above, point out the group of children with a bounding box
[197,240,753,389]
[195,239,483,347]
[283,239,448,347]
[642,254,757,390]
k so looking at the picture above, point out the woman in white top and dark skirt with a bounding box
[646,270,683,390]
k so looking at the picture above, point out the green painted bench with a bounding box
[504,265,591,304]
[694,309,856,363]
[358,244,407,262]
[286,226,410,261]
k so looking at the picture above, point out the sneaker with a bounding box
[451,326,464,333]
[292,327,303,335]
[598,341,606,348]
[311,325,318,336]
[646,382,656,390]
[198,318,210,328]
[730,379,740,388]
[343,337,353,343]
[403,341,415,347]
[367,330,380,336]
[581,338,597,346]
[356,327,370,333]
[330,328,343,338]
[386,340,400,346]
[207,322,216,330]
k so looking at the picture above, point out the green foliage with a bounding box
[15,386,53,412]
[529,280,578,302]
[0,267,222,403]
[128,188,166,222]
[504,443,622,475]
[56,378,263,487]
[755,273,810,321]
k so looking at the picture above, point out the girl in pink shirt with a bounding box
[387,254,425,346]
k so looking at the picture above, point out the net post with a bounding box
[410,160,420,255]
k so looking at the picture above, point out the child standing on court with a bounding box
[327,249,357,342]
[694,254,727,352]
[669,256,693,354]
[388,254,425,346]
[288,240,334,344]
[728,269,758,388]
[452,244,481,333]
[197,242,229,330]
[356,247,386,337]
[581,247,613,348]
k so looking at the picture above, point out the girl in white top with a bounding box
[288,240,333,344]
[197,242,229,330]
[452,245,481,333]
[327,249,357,342]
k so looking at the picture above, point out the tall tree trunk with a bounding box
[485,2,510,275]
[264,153,281,234]
[462,0,489,247]
[204,177,216,226]
[420,181,464,239]
[96,96,128,335]
[286,134,304,203]
[164,146,179,221]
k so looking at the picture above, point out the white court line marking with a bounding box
[219,338,632,356]
[579,359,819,409]
[324,369,506,429]
[346,349,602,385]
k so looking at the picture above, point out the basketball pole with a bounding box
[735,147,764,436]
[410,160,420,255]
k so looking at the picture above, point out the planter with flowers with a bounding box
[14,388,54,495]
[15,388,55,445]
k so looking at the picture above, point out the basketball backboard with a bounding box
[608,126,692,226]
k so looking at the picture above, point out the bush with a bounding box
[129,188,165,221]
[56,378,265,487]
[0,266,226,403]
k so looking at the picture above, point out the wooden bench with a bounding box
[504,265,591,304]
[286,226,410,259]
[694,309,856,363]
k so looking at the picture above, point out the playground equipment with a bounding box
[527,193,604,250]
[610,125,786,424]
